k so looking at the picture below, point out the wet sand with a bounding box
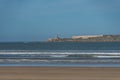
[0,67,120,80]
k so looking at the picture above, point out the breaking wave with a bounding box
[0,50,120,64]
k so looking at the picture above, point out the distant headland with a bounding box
[47,35,120,42]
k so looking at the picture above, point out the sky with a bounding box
[0,0,120,42]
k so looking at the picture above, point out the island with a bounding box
[47,35,120,42]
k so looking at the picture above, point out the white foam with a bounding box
[0,50,120,57]
[50,55,68,58]
[94,56,120,58]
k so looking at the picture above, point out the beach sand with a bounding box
[0,67,120,80]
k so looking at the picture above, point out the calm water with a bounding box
[0,42,120,67]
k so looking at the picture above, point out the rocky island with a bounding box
[47,35,120,42]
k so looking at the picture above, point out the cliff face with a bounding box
[47,35,120,42]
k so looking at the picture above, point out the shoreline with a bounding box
[0,67,120,80]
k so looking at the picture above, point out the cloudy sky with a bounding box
[0,0,120,42]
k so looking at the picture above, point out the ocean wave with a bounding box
[0,51,120,55]
[0,50,120,60]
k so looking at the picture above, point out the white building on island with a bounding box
[72,35,103,39]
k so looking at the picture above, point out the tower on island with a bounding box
[47,34,61,42]
[55,34,60,40]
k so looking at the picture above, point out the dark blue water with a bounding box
[0,42,120,50]
[0,42,120,67]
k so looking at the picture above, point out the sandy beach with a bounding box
[0,67,120,80]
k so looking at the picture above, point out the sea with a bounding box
[0,42,120,67]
